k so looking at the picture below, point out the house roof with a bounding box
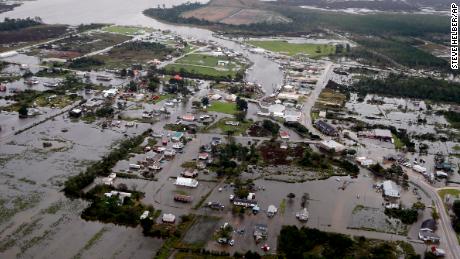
[374,129,392,138]
[175,177,198,187]
[162,213,176,222]
[382,180,400,198]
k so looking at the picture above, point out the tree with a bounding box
[18,105,28,118]
[236,97,247,111]
[453,200,460,217]
[126,81,137,92]
[201,96,209,107]
[262,119,280,136]
[119,68,127,77]
[234,111,246,122]
[147,80,158,92]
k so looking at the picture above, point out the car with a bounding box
[229,239,235,246]
[217,238,228,244]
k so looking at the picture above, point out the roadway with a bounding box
[407,170,460,259]
[301,61,334,139]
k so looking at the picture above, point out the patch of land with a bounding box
[0,25,68,46]
[164,53,245,81]
[207,101,237,115]
[249,40,336,57]
[180,0,290,25]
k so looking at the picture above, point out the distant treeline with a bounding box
[347,74,460,104]
[144,3,448,38]
[0,17,42,32]
[353,36,449,71]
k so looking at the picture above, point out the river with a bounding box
[0,0,284,92]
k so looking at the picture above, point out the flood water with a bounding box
[0,0,284,91]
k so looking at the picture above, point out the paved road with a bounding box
[407,171,460,259]
[301,61,334,139]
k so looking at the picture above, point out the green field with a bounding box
[102,25,148,35]
[207,101,237,115]
[438,189,460,201]
[164,53,243,79]
[249,40,336,57]
[205,117,252,135]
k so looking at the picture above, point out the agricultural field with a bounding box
[249,40,336,57]
[179,0,290,25]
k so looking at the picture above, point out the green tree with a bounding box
[18,105,28,118]
[201,96,209,107]
[236,97,247,111]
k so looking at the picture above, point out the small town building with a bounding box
[253,224,268,241]
[279,131,290,139]
[171,132,184,142]
[317,140,345,153]
[382,180,400,198]
[104,191,132,202]
[314,120,338,136]
[175,177,199,188]
[162,213,176,223]
[268,104,285,117]
[182,114,195,121]
[181,169,198,178]
[198,152,209,160]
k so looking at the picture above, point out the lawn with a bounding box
[249,40,336,57]
[207,101,237,115]
[204,117,252,135]
[164,53,244,79]
[438,189,460,201]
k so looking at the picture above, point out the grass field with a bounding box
[207,101,237,115]
[205,117,252,135]
[164,53,243,79]
[438,189,460,201]
[102,25,149,35]
[316,89,347,108]
[249,40,336,57]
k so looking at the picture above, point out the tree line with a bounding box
[0,17,42,31]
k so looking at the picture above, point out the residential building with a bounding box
[314,120,338,136]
